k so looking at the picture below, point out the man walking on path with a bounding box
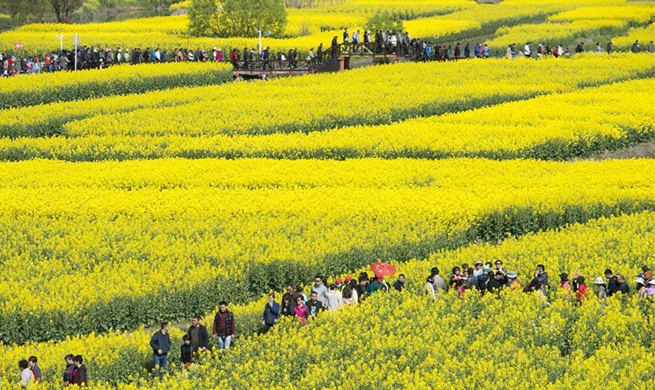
[150,322,171,379]
[263,293,280,332]
[312,275,329,303]
[212,301,236,349]
[187,315,209,353]
[431,267,447,295]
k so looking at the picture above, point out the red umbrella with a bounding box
[370,262,396,278]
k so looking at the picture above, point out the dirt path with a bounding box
[577,141,655,161]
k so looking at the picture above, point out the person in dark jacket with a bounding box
[63,354,76,384]
[263,293,281,331]
[187,316,209,352]
[616,274,630,295]
[72,355,87,387]
[487,271,505,293]
[575,42,584,53]
[150,322,171,379]
[281,293,294,316]
[605,269,621,297]
[212,301,235,350]
[306,291,324,318]
[180,335,194,368]
[393,274,405,291]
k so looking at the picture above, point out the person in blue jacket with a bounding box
[263,293,280,332]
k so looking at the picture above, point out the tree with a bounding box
[50,0,86,23]
[0,0,50,23]
[188,0,219,37]
[219,0,286,38]
[364,11,404,34]
[189,0,287,38]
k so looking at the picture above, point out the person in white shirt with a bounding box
[18,359,33,388]
[325,284,342,310]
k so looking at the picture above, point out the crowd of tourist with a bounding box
[423,261,655,305]
[2,25,654,77]
[13,261,654,386]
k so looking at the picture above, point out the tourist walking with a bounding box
[263,293,280,332]
[393,274,405,291]
[28,357,42,384]
[180,335,194,368]
[72,356,87,387]
[294,295,309,325]
[212,301,236,349]
[18,359,33,388]
[150,323,171,379]
[594,277,607,299]
[63,354,76,384]
[187,315,209,353]
[325,284,342,310]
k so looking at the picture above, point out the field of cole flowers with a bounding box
[0,0,654,388]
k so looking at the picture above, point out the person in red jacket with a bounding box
[212,301,235,350]
[576,276,588,304]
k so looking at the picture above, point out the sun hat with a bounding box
[560,273,569,281]
[507,271,518,279]
[594,277,605,285]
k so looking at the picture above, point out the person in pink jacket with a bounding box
[294,296,309,326]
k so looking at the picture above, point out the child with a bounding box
[180,335,194,369]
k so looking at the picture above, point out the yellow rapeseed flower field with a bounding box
[78,77,650,161]
[1,211,651,388]
[0,157,653,344]
[106,213,655,390]
[0,54,649,161]
[0,1,653,389]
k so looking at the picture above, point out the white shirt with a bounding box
[20,368,33,386]
[325,291,341,310]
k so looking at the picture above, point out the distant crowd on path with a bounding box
[2,24,654,77]
[413,39,654,62]
[423,260,655,305]
[13,261,654,386]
